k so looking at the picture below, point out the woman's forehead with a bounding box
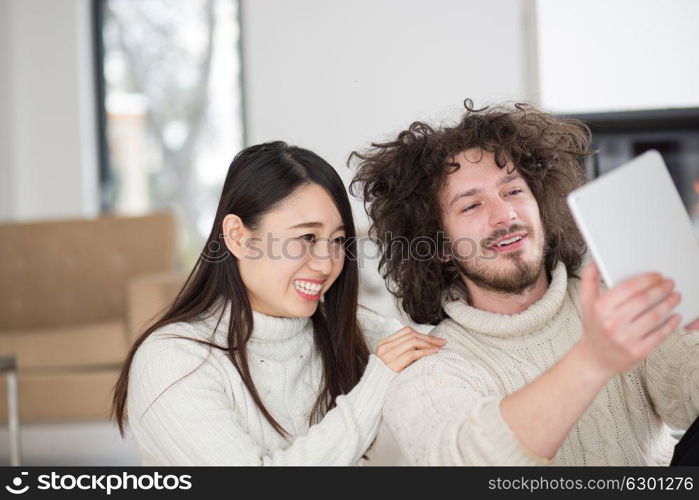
[262,184,344,230]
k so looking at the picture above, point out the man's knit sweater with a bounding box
[383,260,699,465]
[127,302,402,465]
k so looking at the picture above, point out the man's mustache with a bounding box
[482,224,532,249]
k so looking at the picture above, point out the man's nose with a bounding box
[489,198,517,227]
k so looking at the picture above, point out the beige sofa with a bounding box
[0,212,187,423]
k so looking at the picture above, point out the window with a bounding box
[94,0,244,265]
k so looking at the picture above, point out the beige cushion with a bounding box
[126,271,187,343]
[0,368,121,423]
[0,212,177,330]
[0,212,179,422]
[0,320,129,370]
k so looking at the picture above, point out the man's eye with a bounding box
[462,203,480,213]
[299,234,316,243]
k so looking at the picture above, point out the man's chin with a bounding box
[458,255,544,295]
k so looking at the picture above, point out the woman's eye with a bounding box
[332,236,347,245]
[299,234,316,243]
[507,189,523,196]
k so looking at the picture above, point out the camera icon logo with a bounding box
[5,471,29,495]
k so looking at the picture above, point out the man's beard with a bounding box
[451,245,545,296]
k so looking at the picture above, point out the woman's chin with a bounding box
[283,298,319,318]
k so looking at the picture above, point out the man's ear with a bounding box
[222,214,248,259]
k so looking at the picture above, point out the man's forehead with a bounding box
[445,156,521,187]
[452,148,495,164]
[450,147,514,167]
[440,158,523,206]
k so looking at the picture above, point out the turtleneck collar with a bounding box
[442,260,569,338]
[202,298,312,343]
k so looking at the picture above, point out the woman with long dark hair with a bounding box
[111,141,445,465]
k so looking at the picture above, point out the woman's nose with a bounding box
[307,239,334,274]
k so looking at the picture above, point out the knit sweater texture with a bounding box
[127,302,402,465]
[383,260,699,465]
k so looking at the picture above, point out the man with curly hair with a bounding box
[350,101,699,465]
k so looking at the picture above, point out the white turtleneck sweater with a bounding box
[383,259,699,465]
[126,303,402,465]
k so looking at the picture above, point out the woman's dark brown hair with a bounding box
[349,100,593,326]
[112,141,369,438]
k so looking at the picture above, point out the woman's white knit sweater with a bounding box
[126,302,402,465]
[383,260,699,465]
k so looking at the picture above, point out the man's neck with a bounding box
[463,270,550,315]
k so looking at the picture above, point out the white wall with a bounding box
[0,0,98,222]
[537,0,699,113]
[241,0,533,206]
[0,0,13,219]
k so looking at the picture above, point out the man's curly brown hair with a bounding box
[349,100,594,325]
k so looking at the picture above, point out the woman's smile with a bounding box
[292,278,324,301]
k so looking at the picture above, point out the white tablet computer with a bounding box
[567,150,699,328]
